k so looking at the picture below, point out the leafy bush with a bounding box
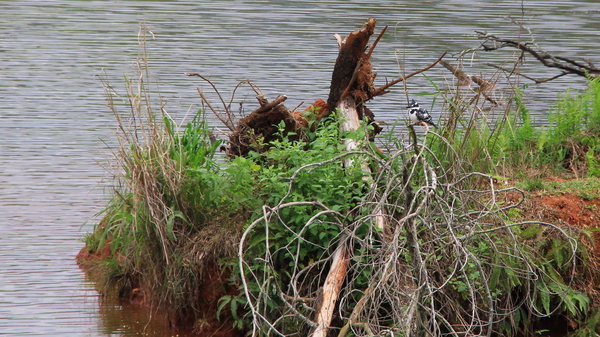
[429,77,600,179]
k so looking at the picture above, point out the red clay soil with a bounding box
[535,193,600,255]
[76,241,114,266]
[537,193,600,228]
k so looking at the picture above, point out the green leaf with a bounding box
[540,288,551,315]
[230,297,238,320]
[520,224,543,239]
[216,295,231,321]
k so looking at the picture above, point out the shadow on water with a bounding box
[80,265,198,337]
[95,296,193,337]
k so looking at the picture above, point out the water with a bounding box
[0,1,597,335]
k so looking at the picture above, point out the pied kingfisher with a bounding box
[406,99,437,128]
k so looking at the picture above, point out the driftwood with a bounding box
[228,94,297,157]
[475,30,600,81]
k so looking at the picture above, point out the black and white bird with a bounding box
[406,99,437,128]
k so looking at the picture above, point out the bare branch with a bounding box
[373,51,447,97]
[486,63,570,83]
[251,95,288,114]
[366,25,388,59]
[475,31,600,79]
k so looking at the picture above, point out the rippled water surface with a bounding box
[0,1,597,335]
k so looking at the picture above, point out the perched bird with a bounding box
[406,99,437,128]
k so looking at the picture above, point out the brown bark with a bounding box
[325,17,382,139]
[227,95,297,157]
[326,17,376,115]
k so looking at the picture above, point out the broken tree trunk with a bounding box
[312,241,350,337]
[325,17,382,139]
[311,17,382,337]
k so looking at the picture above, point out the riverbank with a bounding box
[76,176,600,336]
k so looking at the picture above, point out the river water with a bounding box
[0,1,597,336]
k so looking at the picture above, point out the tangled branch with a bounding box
[236,130,581,337]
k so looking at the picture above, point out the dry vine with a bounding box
[237,127,580,337]
[187,18,588,336]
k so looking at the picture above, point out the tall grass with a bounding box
[87,28,259,329]
[428,72,600,179]
[539,78,600,177]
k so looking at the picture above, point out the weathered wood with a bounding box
[326,18,376,115]
[339,96,363,167]
[312,242,349,337]
[251,94,288,114]
[312,18,384,337]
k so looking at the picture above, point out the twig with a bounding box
[439,59,473,87]
[373,51,447,96]
[291,101,304,113]
[475,31,599,78]
[251,95,288,114]
[196,87,235,131]
[187,73,237,131]
[366,25,388,59]
[486,63,570,83]
[186,72,232,111]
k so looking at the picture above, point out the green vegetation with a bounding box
[83,32,600,337]
[432,78,600,180]
[86,41,262,327]
[517,177,600,200]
